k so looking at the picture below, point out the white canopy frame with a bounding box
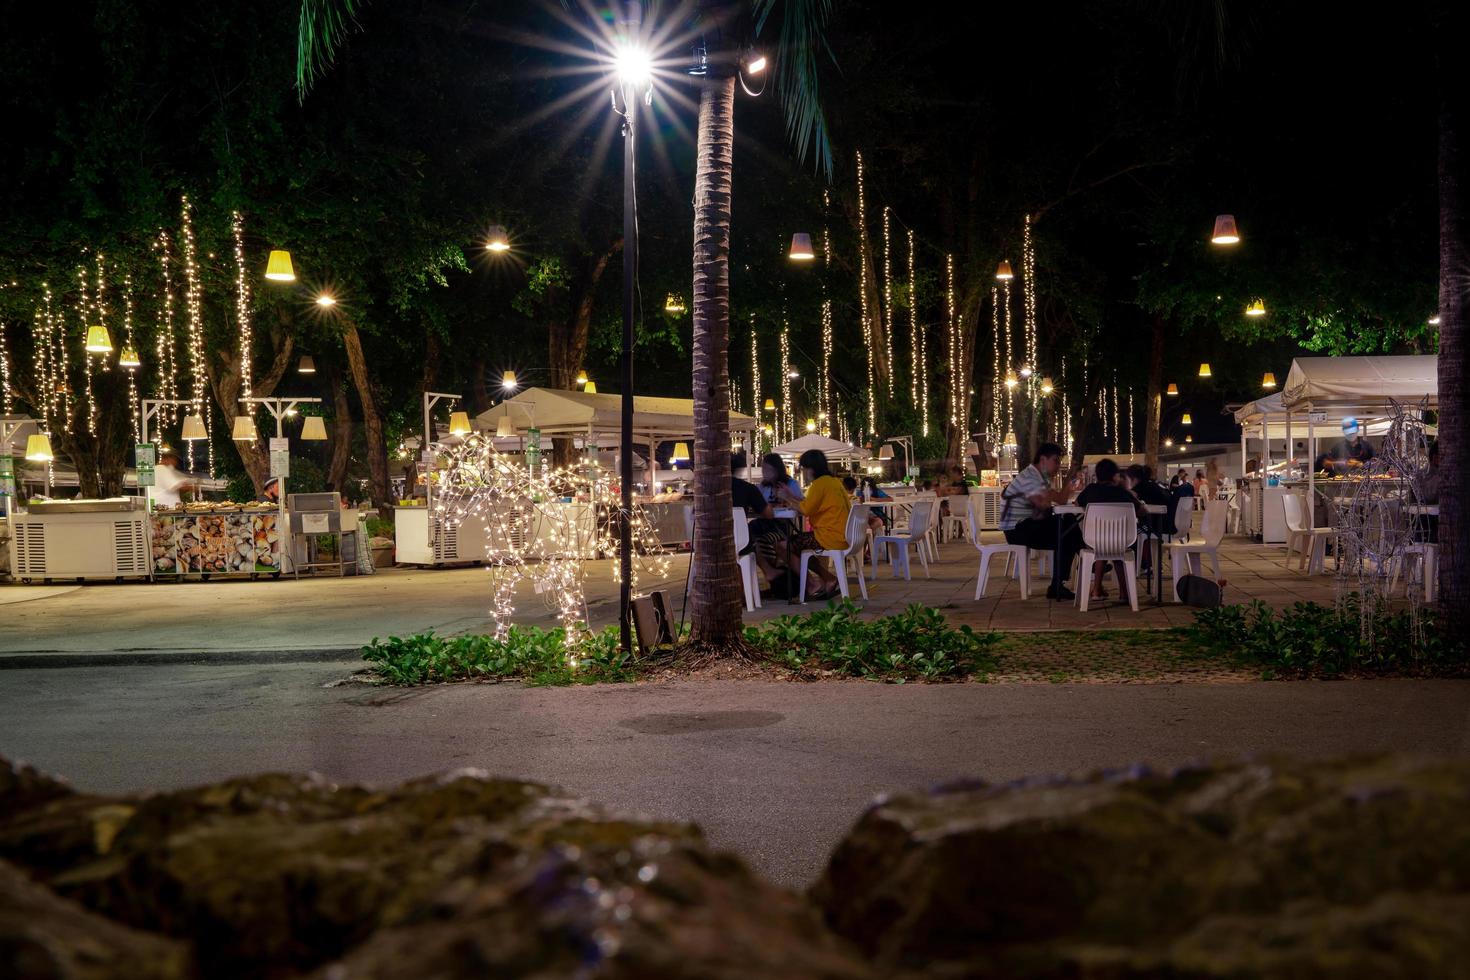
[474,387,759,491]
[1239,356,1438,528]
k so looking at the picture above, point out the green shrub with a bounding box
[362,625,636,686]
[1191,598,1463,678]
[365,516,395,539]
[743,601,998,682]
[363,602,997,686]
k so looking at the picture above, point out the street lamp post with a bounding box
[613,2,650,655]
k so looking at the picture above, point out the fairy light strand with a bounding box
[78,264,98,437]
[882,206,894,398]
[181,195,207,471]
[124,273,139,443]
[821,192,833,434]
[154,230,179,428]
[749,319,762,453]
[232,210,253,400]
[779,323,792,444]
[856,150,875,436]
[946,254,957,428]
[990,286,1002,450]
[0,318,12,415]
[1001,280,1013,433]
[1022,214,1038,400]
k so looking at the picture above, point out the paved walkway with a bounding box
[0,535,1337,661]
[1,665,1465,887]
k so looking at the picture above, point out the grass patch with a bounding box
[363,601,1000,686]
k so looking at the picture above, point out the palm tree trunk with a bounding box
[1436,4,1469,624]
[341,318,392,515]
[1144,314,1165,472]
[688,73,744,650]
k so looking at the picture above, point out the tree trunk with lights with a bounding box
[1144,313,1165,472]
[208,327,294,495]
[340,317,392,515]
[945,287,982,470]
[1436,0,1469,627]
[688,72,745,652]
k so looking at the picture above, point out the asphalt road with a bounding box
[2,665,1467,888]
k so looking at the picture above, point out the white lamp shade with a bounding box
[297,355,316,374]
[118,346,141,368]
[301,416,328,441]
[878,445,894,460]
[995,260,1014,280]
[180,414,207,441]
[495,417,515,438]
[231,416,258,441]
[788,233,815,260]
[1210,214,1240,244]
[25,433,54,462]
[448,411,472,437]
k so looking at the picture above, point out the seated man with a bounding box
[999,442,1082,600]
[731,453,782,585]
[1074,458,1140,603]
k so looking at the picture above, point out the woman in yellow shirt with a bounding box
[774,449,852,600]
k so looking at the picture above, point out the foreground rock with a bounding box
[813,754,1470,977]
[0,758,868,979]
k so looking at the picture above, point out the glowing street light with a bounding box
[485,225,510,252]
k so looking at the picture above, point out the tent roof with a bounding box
[1282,355,1436,410]
[473,387,756,439]
[1232,392,1285,425]
[771,433,868,461]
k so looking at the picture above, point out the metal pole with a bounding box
[619,74,637,656]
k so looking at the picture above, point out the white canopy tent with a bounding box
[473,387,758,490]
[1234,356,1437,527]
[771,433,869,464]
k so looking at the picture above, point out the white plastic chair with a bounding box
[1076,503,1140,612]
[872,501,933,581]
[798,504,870,603]
[1391,542,1438,602]
[1283,493,1336,574]
[732,508,761,612]
[1170,500,1228,602]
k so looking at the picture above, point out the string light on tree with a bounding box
[124,273,140,443]
[779,324,793,444]
[180,195,208,472]
[232,211,253,400]
[153,230,179,428]
[856,150,876,435]
[821,195,834,433]
[882,206,894,398]
[78,264,97,437]
[0,317,11,415]
[990,286,1002,450]
[1001,278,1013,433]
[749,320,762,452]
[1021,214,1039,398]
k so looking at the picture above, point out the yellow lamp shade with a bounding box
[805,418,817,432]
[1040,376,1055,394]
[448,411,472,437]
[583,381,596,394]
[85,325,113,353]
[1198,362,1212,377]
[763,398,776,412]
[501,370,518,389]
[180,414,207,441]
[25,433,54,462]
[300,416,328,441]
[1182,413,1193,425]
[1185,434,1193,443]
[1262,371,1277,388]
[1210,214,1240,245]
[1003,431,1018,447]
[664,293,686,313]
[118,345,141,368]
[995,260,1014,280]
[671,442,690,462]
[575,371,588,386]
[485,225,510,252]
[762,424,773,435]
[1166,383,1179,396]
[1245,299,1266,317]
[495,416,515,438]
[297,355,316,374]
[788,233,815,261]
[265,250,296,281]
[231,416,258,441]
[878,445,894,460]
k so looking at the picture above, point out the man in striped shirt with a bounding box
[999,442,1082,600]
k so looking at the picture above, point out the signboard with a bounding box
[269,437,290,479]
[907,465,920,478]
[1308,411,1327,424]
[0,454,14,499]
[301,512,332,534]
[135,444,156,488]
[526,426,543,476]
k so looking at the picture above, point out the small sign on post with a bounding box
[269,437,290,479]
[1308,411,1327,424]
[135,444,156,488]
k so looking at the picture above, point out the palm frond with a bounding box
[752,0,834,181]
[296,0,369,101]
